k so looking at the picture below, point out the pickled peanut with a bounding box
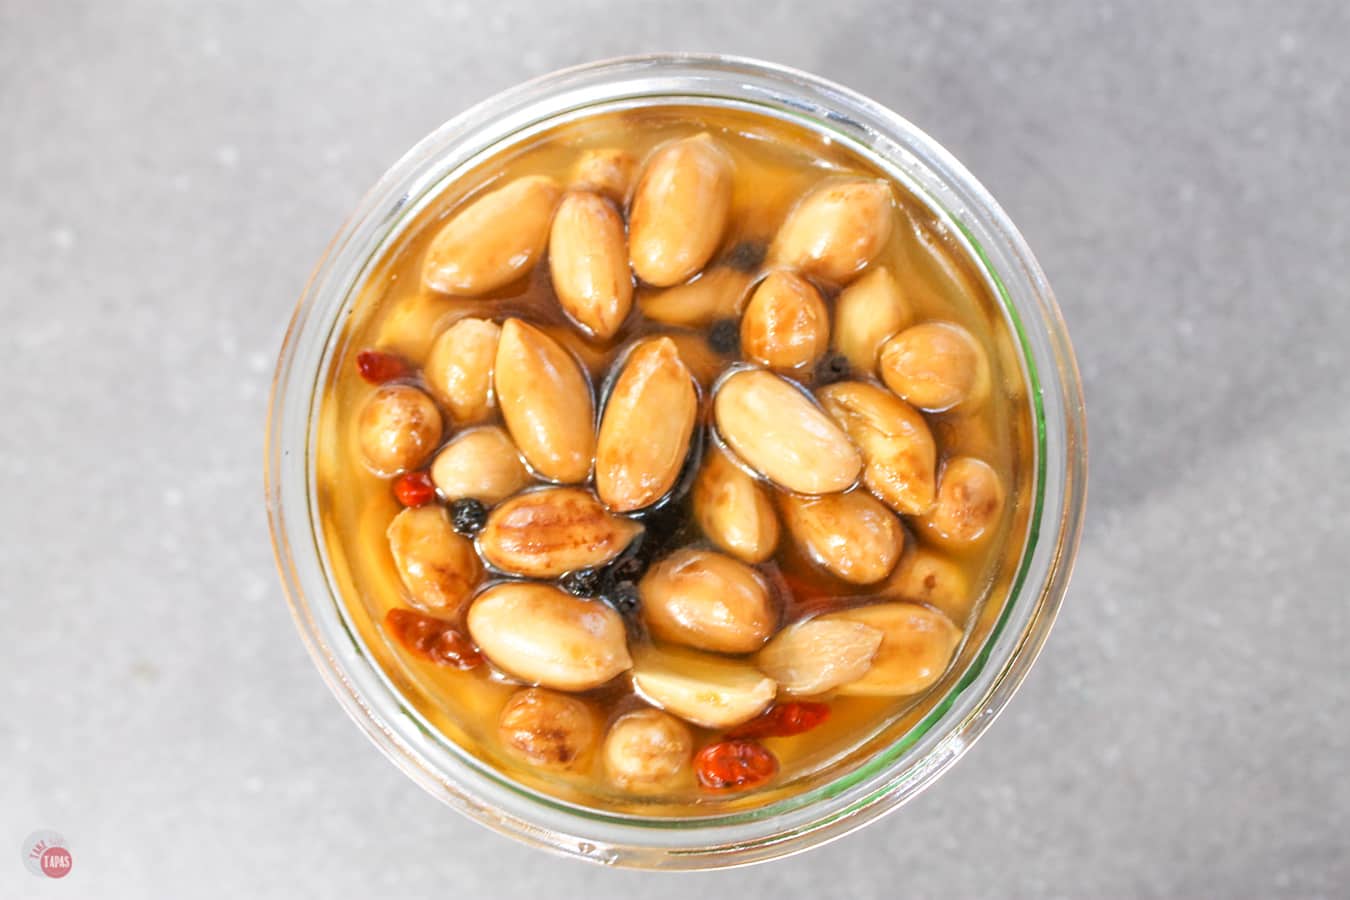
[879,321,989,412]
[739,271,829,373]
[631,645,776,729]
[884,546,974,624]
[824,602,961,696]
[639,549,776,654]
[834,266,912,372]
[637,267,753,327]
[498,687,598,770]
[778,490,904,585]
[386,506,482,613]
[604,708,693,791]
[755,618,884,695]
[770,178,894,284]
[357,384,443,474]
[817,381,936,516]
[548,191,634,339]
[571,147,637,204]
[713,369,862,495]
[595,338,697,512]
[494,319,595,483]
[429,426,530,504]
[467,583,632,691]
[692,445,780,563]
[629,133,733,286]
[423,175,561,295]
[920,456,1006,546]
[424,317,500,423]
[477,487,642,578]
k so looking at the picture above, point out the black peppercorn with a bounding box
[724,240,766,273]
[707,318,740,355]
[559,567,602,597]
[813,352,853,386]
[448,498,488,536]
[602,580,640,614]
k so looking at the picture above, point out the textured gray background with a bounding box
[2,1,1347,897]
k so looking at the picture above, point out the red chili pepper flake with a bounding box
[727,701,831,740]
[694,739,779,791]
[356,349,413,384]
[393,470,437,507]
[384,608,483,670]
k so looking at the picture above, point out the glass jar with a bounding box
[265,54,1087,868]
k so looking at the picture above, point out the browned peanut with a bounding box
[778,490,904,585]
[637,267,753,327]
[424,317,500,423]
[429,426,530,504]
[423,175,561,295]
[595,338,697,512]
[548,192,634,339]
[357,384,443,474]
[739,271,830,373]
[884,545,974,625]
[639,549,775,654]
[386,506,482,613]
[770,178,894,284]
[630,645,776,729]
[498,687,599,770]
[603,708,693,791]
[920,456,1006,546]
[468,583,632,691]
[824,602,961,696]
[692,445,780,563]
[713,369,862,495]
[629,133,733,286]
[879,321,989,412]
[494,319,595,483]
[817,381,936,516]
[755,618,884,695]
[834,266,913,372]
[571,147,637,204]
[477,487,642,578]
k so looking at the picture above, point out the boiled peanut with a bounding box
[879,321,989,412]
[770,178,894,284]
[817,381,936,516]
[824,602,961,696]
[423,317,500,423]
[595,338,697,512]
[386,506,482,613]
[603,708,693,791]
[498,687,599,770]
[884,545,974,625]
[571,147,637,204]
[755,618,883,695]
[423,175,561,295]
[357,384,443,474]
[834,266,912,372]
[629,133,733,286]
[467,583,632,691]
[548,191,634,339]
[630,645,776,729]
[477,487,642,578]
[779,490,904,585]
[429,426,530,504]
[692,445,779,564]
[713,369,862,495]
[739,271,829,373]
[920,456,1006,546]
[637,267,753,327]
[639,549,775,654]
[494,318,595,483]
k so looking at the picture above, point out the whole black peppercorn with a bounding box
[602,580,640,614]
[559,567,602,597]
[724,240,766,273]
[448,498,488,536]
[813,352,853,386]
[707,318,740,355]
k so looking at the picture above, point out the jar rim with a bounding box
[264,53,1087,869]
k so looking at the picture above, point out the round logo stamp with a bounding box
[22,830,72,879]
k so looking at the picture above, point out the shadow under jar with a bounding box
[266,55,1086,869]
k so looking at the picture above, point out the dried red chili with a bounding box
[384,608,483,670]
[393,470,437,507]
[356,349,413,384]
[694,739,778,791]
[726,701,831,740]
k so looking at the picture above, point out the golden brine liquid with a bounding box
[314,104,1034,815]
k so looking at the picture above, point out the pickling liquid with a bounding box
[313,104,1034,814]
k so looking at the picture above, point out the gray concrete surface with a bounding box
[2,1,1347,897]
